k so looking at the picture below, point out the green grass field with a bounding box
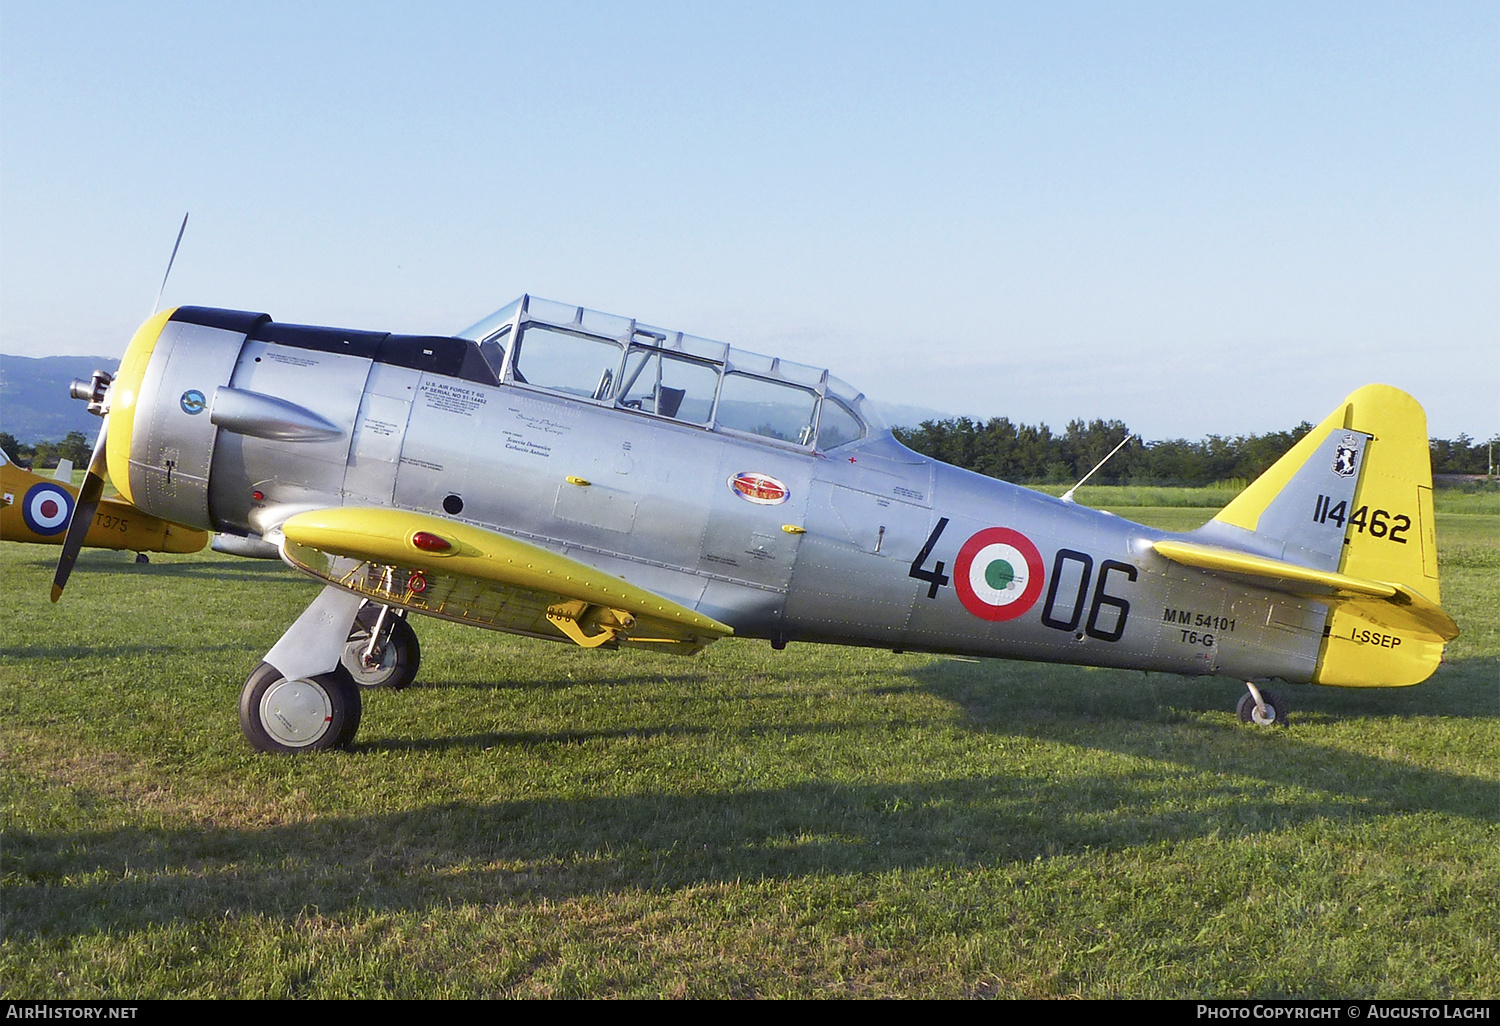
[2,502,1496,998]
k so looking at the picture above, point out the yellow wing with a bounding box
[276,507,732,654]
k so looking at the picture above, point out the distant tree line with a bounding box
[1429,434,1498,477]
[892,418,1498,486]
[2,425,1494,484]
[1,431,92,470]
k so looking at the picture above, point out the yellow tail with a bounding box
[1203,384,1453,687]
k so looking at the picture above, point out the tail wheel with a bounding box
[1236,688,1288,727]
[240,662,363,753]
[341,606,421,690]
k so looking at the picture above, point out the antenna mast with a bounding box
[1062,434,1133,504]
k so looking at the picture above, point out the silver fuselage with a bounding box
[120,305,1329,683]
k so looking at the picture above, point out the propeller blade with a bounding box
[50,420,110,603]
[151,212,189,316]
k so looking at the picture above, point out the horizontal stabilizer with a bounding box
[1152,538,1458,642]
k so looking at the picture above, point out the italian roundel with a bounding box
[21,481,74,536]
[954,526,1044,621]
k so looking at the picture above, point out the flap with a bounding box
[276,507,732,653]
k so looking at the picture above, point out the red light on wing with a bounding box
[411,531,452,552]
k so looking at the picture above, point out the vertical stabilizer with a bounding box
[1194,384,1450,687]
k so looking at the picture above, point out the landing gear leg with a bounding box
[341,603,421,690]
[1237,682,1288,727]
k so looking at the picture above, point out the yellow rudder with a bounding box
[1312,385,1450,686]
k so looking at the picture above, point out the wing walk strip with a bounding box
[277,507,732,653]
[1151,539,1458,641]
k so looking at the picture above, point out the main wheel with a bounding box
[341,606,421,690]
[240,662,363,753]
[1236,688,1288,727]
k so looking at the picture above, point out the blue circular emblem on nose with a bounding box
[180,389,207,415]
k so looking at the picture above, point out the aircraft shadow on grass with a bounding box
[902,652,1500,726]
[11,659,1495,943]
[385,642,1497,732]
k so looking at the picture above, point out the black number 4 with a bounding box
[910,517,951,599]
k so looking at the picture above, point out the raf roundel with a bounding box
[21,481,74,536]
[953,526,1045,621]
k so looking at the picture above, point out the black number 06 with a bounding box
[1040,549,1137,643]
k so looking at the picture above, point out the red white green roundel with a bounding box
[953,527,1045,621]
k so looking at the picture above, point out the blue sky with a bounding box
[2,1,1495,440]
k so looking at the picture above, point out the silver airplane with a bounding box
[53,296,1458,753]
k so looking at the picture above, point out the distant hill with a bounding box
[0,355,119,443]
[0,351,956,443]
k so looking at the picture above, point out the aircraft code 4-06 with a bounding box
[1312,495,1410,543]
[910,520,1136,640]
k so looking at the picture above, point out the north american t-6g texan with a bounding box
[52,295,1458,753]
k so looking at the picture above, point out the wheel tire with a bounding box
[1236,689,1288,727]
[341,608,421,690]
[240,661,363,753]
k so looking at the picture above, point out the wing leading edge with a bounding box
[276,507,732,654]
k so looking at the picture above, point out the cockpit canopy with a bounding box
[459,296,882,451]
